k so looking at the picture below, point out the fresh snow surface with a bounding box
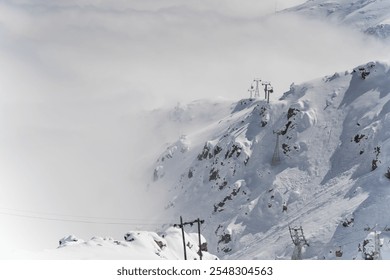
[24,227,217,260]
[153,61,390,260]
[282,0,390,39]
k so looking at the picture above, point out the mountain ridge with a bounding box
[152,61,390,259]
[281,0,390,39]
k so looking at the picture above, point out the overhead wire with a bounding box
[0,207,175,227]
[0,206,172,223]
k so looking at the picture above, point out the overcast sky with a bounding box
[1,0,389,257]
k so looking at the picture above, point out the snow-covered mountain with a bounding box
[152,61,390,260]
[24,227,217,260]
[282,0,390,39]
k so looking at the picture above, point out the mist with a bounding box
[1,0,389,257]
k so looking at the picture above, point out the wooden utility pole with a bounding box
[180,216,187,260]
[289,226,309,260]
[174,217,205,260]
[196,218,203,260]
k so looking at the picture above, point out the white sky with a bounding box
[0,0,389,257]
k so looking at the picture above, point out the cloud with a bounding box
[0,0,389,256]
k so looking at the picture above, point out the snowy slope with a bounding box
[152,61,390,260]
[23,227,217,260]
[282,0,390,39]
[143,99,234,164]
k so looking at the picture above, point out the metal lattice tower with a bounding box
[253,79,261,98]
[271,131,281,165]
[289,226,309,260]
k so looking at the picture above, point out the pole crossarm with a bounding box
[173,217,205,260]
[174,219,205,228]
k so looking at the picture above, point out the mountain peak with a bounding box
[282,0,390,39]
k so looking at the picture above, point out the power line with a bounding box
[0,206,175,224]
[0,206,170,223]
[0,210,175,227]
